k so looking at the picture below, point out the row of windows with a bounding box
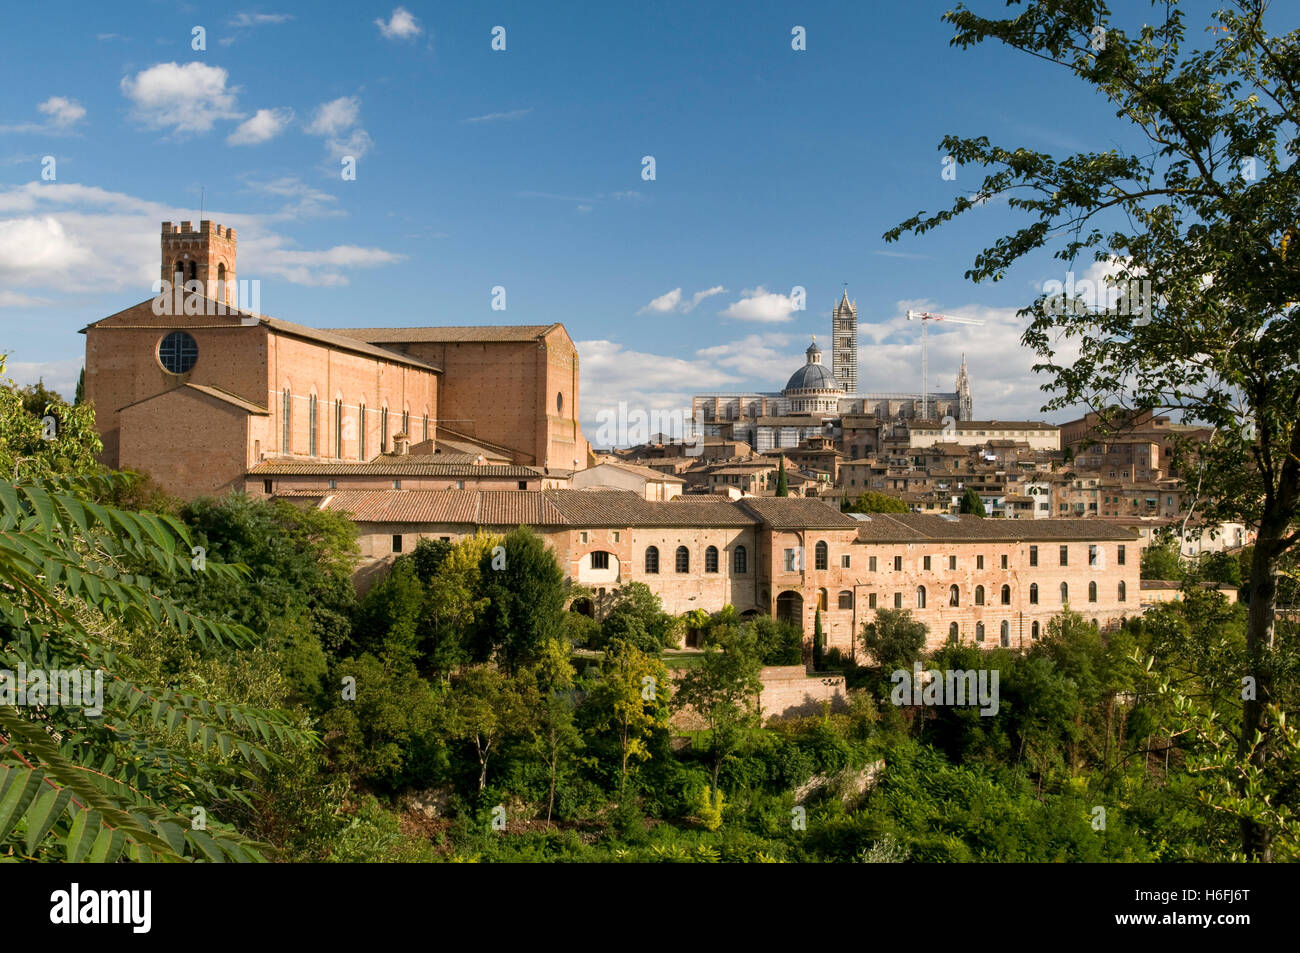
[280,392,429,457]
[786,544,1131,574]
[944,620,1028,647]
[643,545,747,574]
[860,580,1126,610]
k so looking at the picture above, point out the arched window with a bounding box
[733,545,747,574]
[216,262,226,298]
[948,622,959,644]
[188,260,197,282]
[358,402,366,459]
[1001,584,1011,605]
[1029,583,1039,604]
[645,546,659,574]
[1000,620,1010,647]
[815,541,828,571]
[557,392,564,413]
[173,259,184,280]
[705,546,719,573]
[423,414,429,441]
[1060,582,1069,603]
[949,585,960,607]
[675,546,689,573]
[916,586,927,609]
[401,409,410,437]
[381,407,389,452]
[818,588,828,611]
[281,388,291,452]
[1088,581,1098,603]
[838,590,853,610]
[976,622,985,642]
[975,585,985,605]
[1118,580,1126,602]
[1031,621,1040,641]
[308,395,318,456]
[334,399,342,458]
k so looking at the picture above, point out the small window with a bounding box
[1029,545,1038,567]
[841,554,851,569]
[818,588,828,611]
[893,556,902,572]
[591,551,610,570]
[1060,545,1069,566]
[393,479,402,489]
[327,479,337,489]
[580,531,588,544]
[976,555,984,570]
[645,546,659,573]
[976,622,985,643]
[1000,554,1008,570]
[923,555,932,571]
[916,586,927,609]
[734,545,747,574]
[1031,621,1040,640]
[456,480,465,490]
[893,592,903,609]
[1118,580,1127,602]
[869,556,878,572]
[975,585,985,606]
[1001,584,1011,605]
[1000,620,1010,647]
[1118,544,1126,565]
[1061,582,1069,603]
[1029,583,1039,604]
[948,622,959,644]
[557,391,564,413]
[784,548,800,572]
[1089,544,1099,566]
[1088,581,1098,603]
[948,555,957,570]
[612,531,621,543]
[392,534,403,553]
[869,593,877,609]
[705,546,719,573]
[262,479,272,494]
[838,590,853,610]
[676,546,690,573]
[815,541,828,571]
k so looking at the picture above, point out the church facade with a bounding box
[82,221,588,498]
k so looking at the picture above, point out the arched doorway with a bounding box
[570,598,595,618]
[776,590,804,628]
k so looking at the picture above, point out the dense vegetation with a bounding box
[2,363,1296,862]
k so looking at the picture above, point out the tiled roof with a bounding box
[322,490,490,524]
[547,491,757,527]
[599,462,687,483]
[910,419,1057,430]
[249,456,543,476]
[736,497,861,529]
[851,513,1140,542]
[333,324,558,343]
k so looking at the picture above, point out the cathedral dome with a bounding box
[783,338,840,393]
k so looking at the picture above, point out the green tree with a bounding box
[673,624,763,791]
[582,639,670,797]
[1141,542,1183,581]
[596,582,674,652]
[884,1,1300,859]
[522,638,583,825]
[73,368,84,406]
[813,607,825,670]
[959,487,986,517]
[0,357,102,482]
[775,456,789,497]
[843,490,909,514]
[860,609,928,673]
[474,527,566,673]
[441,665,535,796]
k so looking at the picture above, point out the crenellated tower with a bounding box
[161,220,237,307]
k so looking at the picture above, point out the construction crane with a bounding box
[905,310,986,420]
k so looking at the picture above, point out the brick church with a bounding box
[82,221,589,497]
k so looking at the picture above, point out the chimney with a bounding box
[394,432,410,455]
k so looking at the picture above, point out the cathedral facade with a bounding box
[82,221,588,498]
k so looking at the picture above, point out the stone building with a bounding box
[320,488,1141,656]
[81,221,587,498]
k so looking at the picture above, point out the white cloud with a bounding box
[244,176,342,220]
[0,290,50,307]
[2,358,84,403]
[305,97,360,136]
[720,286,800,323]
[638,285,728,315]
[120,62,242,134]
[37,97,86,129]
[0,217,94,281]
[638,288,682,314]
[228,12,293,27]
[462,109,531,123]
[375,7,422,40]
[324,128,374,162]
[226,107,293,145]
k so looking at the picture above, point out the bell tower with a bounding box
[832,287,857,395]
[161,220,237,307]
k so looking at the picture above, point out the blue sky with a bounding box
[0,1,1229,436]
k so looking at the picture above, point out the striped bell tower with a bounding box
[832,286,857,395]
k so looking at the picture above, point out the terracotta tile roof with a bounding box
[547,490,757,527]
[333,324,558,343]
[249,457,543,477]
[599,462,686,483]
[736,497,861,529]
[850,513,1140,542]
